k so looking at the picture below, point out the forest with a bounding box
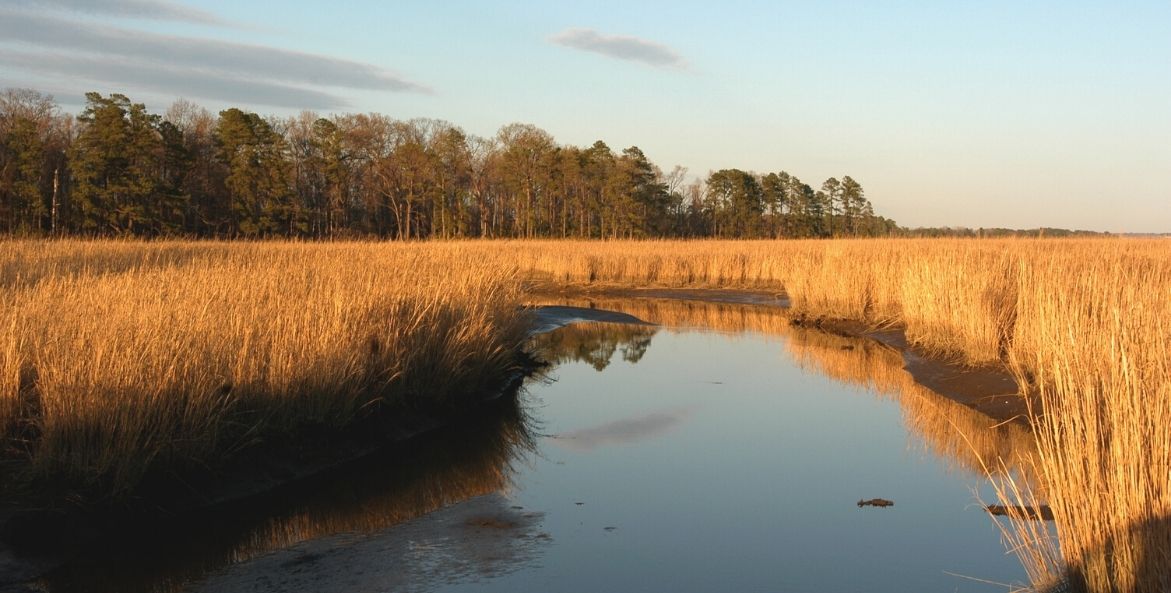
[0,89,899,239]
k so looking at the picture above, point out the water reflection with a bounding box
[190,494,548,593]
[782,325,1038,481]
[528,295,1037,482]
[532,321,658,370]
[13,296,1044,592]
[32,393,539,593]
[550,407,694,452]
[512,303,1028,592]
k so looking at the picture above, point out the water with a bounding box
[30,299,1034,592]
[455,322,1027,593]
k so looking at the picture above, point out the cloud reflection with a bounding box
[552,407,693,452]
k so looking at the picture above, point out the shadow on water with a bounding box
[5,392,539,593]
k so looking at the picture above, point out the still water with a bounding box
[36,298,1034,592]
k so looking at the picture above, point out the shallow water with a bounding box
[452,323,1028,593]
[28,299,1034,592]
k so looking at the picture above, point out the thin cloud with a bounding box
[0,10,431,95]
[550,28,687,69]
[12,0,228,26]
[0,50,346,110]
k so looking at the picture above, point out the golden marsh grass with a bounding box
[0,240,528,499]
[3,237,1167,593]
[504,237,1170,592]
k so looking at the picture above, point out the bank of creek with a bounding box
[3,292,1042,593]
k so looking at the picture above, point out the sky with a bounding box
[1,0,1168,232]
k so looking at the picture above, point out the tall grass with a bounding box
[500,237,1169,592]
[4,237,1167,592]
[1007,250,1171,593]
[0,240,529,500]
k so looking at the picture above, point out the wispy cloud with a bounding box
[0,6,431,110]
[550,407,693,452]
[549,28,687,70]
[0,50,345,110]
[0,11,429,94]
[11,0,228,26]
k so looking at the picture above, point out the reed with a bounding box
[0,240,528,500]
[4,237,1167,593]
[501,237,1169,592]
[1006,250,1171,593]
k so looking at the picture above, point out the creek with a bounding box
[27,297,1035,592]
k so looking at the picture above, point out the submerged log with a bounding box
[857,498,894,508]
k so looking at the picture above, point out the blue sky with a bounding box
[2,0,1168,232]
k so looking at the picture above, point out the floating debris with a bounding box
[984,504,1054,521]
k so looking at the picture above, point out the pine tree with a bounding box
[215,108,294,236]
[70,93,164,234]
[0,117,45,233]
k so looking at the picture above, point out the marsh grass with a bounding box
[502,237,1169,593]
[3,237,1167,593]
[0,240,528,501]
[1005,251,1171,593]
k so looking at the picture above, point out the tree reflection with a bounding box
[531,322,658,371]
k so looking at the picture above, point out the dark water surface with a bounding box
[30,299,1033,592]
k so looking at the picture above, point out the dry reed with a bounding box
[501,237,1169,593]
[0,240,529,500]
[4,237,1168,593]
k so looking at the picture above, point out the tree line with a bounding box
[901,227,1107,238]
[0,89,899,239]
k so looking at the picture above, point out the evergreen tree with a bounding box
[430,124,472,238]
[497,123,555,238]
[619,146,670,237]
[820,177,842,236]
[0,117,46,233]
[841,175,865,235]
[706,169,763,238]
[761,172,789,238]
[70,93,164,234]
[215,108,294,236]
